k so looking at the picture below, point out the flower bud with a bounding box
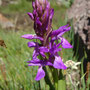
[28,0,54,37]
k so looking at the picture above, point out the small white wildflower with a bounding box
[65,60,81,70]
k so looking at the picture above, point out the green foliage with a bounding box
[69,21,90,89]
[0,30,40,89]
[0,0,32,14]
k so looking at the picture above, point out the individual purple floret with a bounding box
[27,58,53,81]
[21,0,73,81]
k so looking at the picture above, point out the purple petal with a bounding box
[53,56,67,69]
[46,1,50,8]
[58,27,71,37]
[60,37,73,48]
[49,42,61,54]
[28,42,36,47]
[39,60,53,66]
[32,1,35,8]
[33,50,39,59]
[36,17,42,26]
[51,36,58,41]
[42,8,49,22]
[49,42,52,49]
[33,9,37,17]
[27,59,53,67]
[33,46,49,58]
[56,43,61,48]
[35,66,45,81]
[27,58,39,63]
[54,48,62,53]
[40,52,46,57]
[39,47,49,52]
[49,9,54,20]
[51,25,71,36]
[27,59,41,66]
[27,12,34,20]
[21,34,43,41]
[28,63,41,66]
[45,61,53,66]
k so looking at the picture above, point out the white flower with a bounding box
[65,60,81,70]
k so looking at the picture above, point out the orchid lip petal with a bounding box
[35,66,45,81]
[53,56,67,70]
[60,37,73,48]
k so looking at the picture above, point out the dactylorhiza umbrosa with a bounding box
[21,0,73,81]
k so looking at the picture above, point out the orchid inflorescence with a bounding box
[21,0,72,81]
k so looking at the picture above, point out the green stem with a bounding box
[43,67,55,90]
[58,70,66,90]
[52,68,58,90]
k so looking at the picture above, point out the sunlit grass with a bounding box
[0,0,32,14]
[0,30,40,89]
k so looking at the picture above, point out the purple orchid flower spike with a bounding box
[21,0,73,81]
